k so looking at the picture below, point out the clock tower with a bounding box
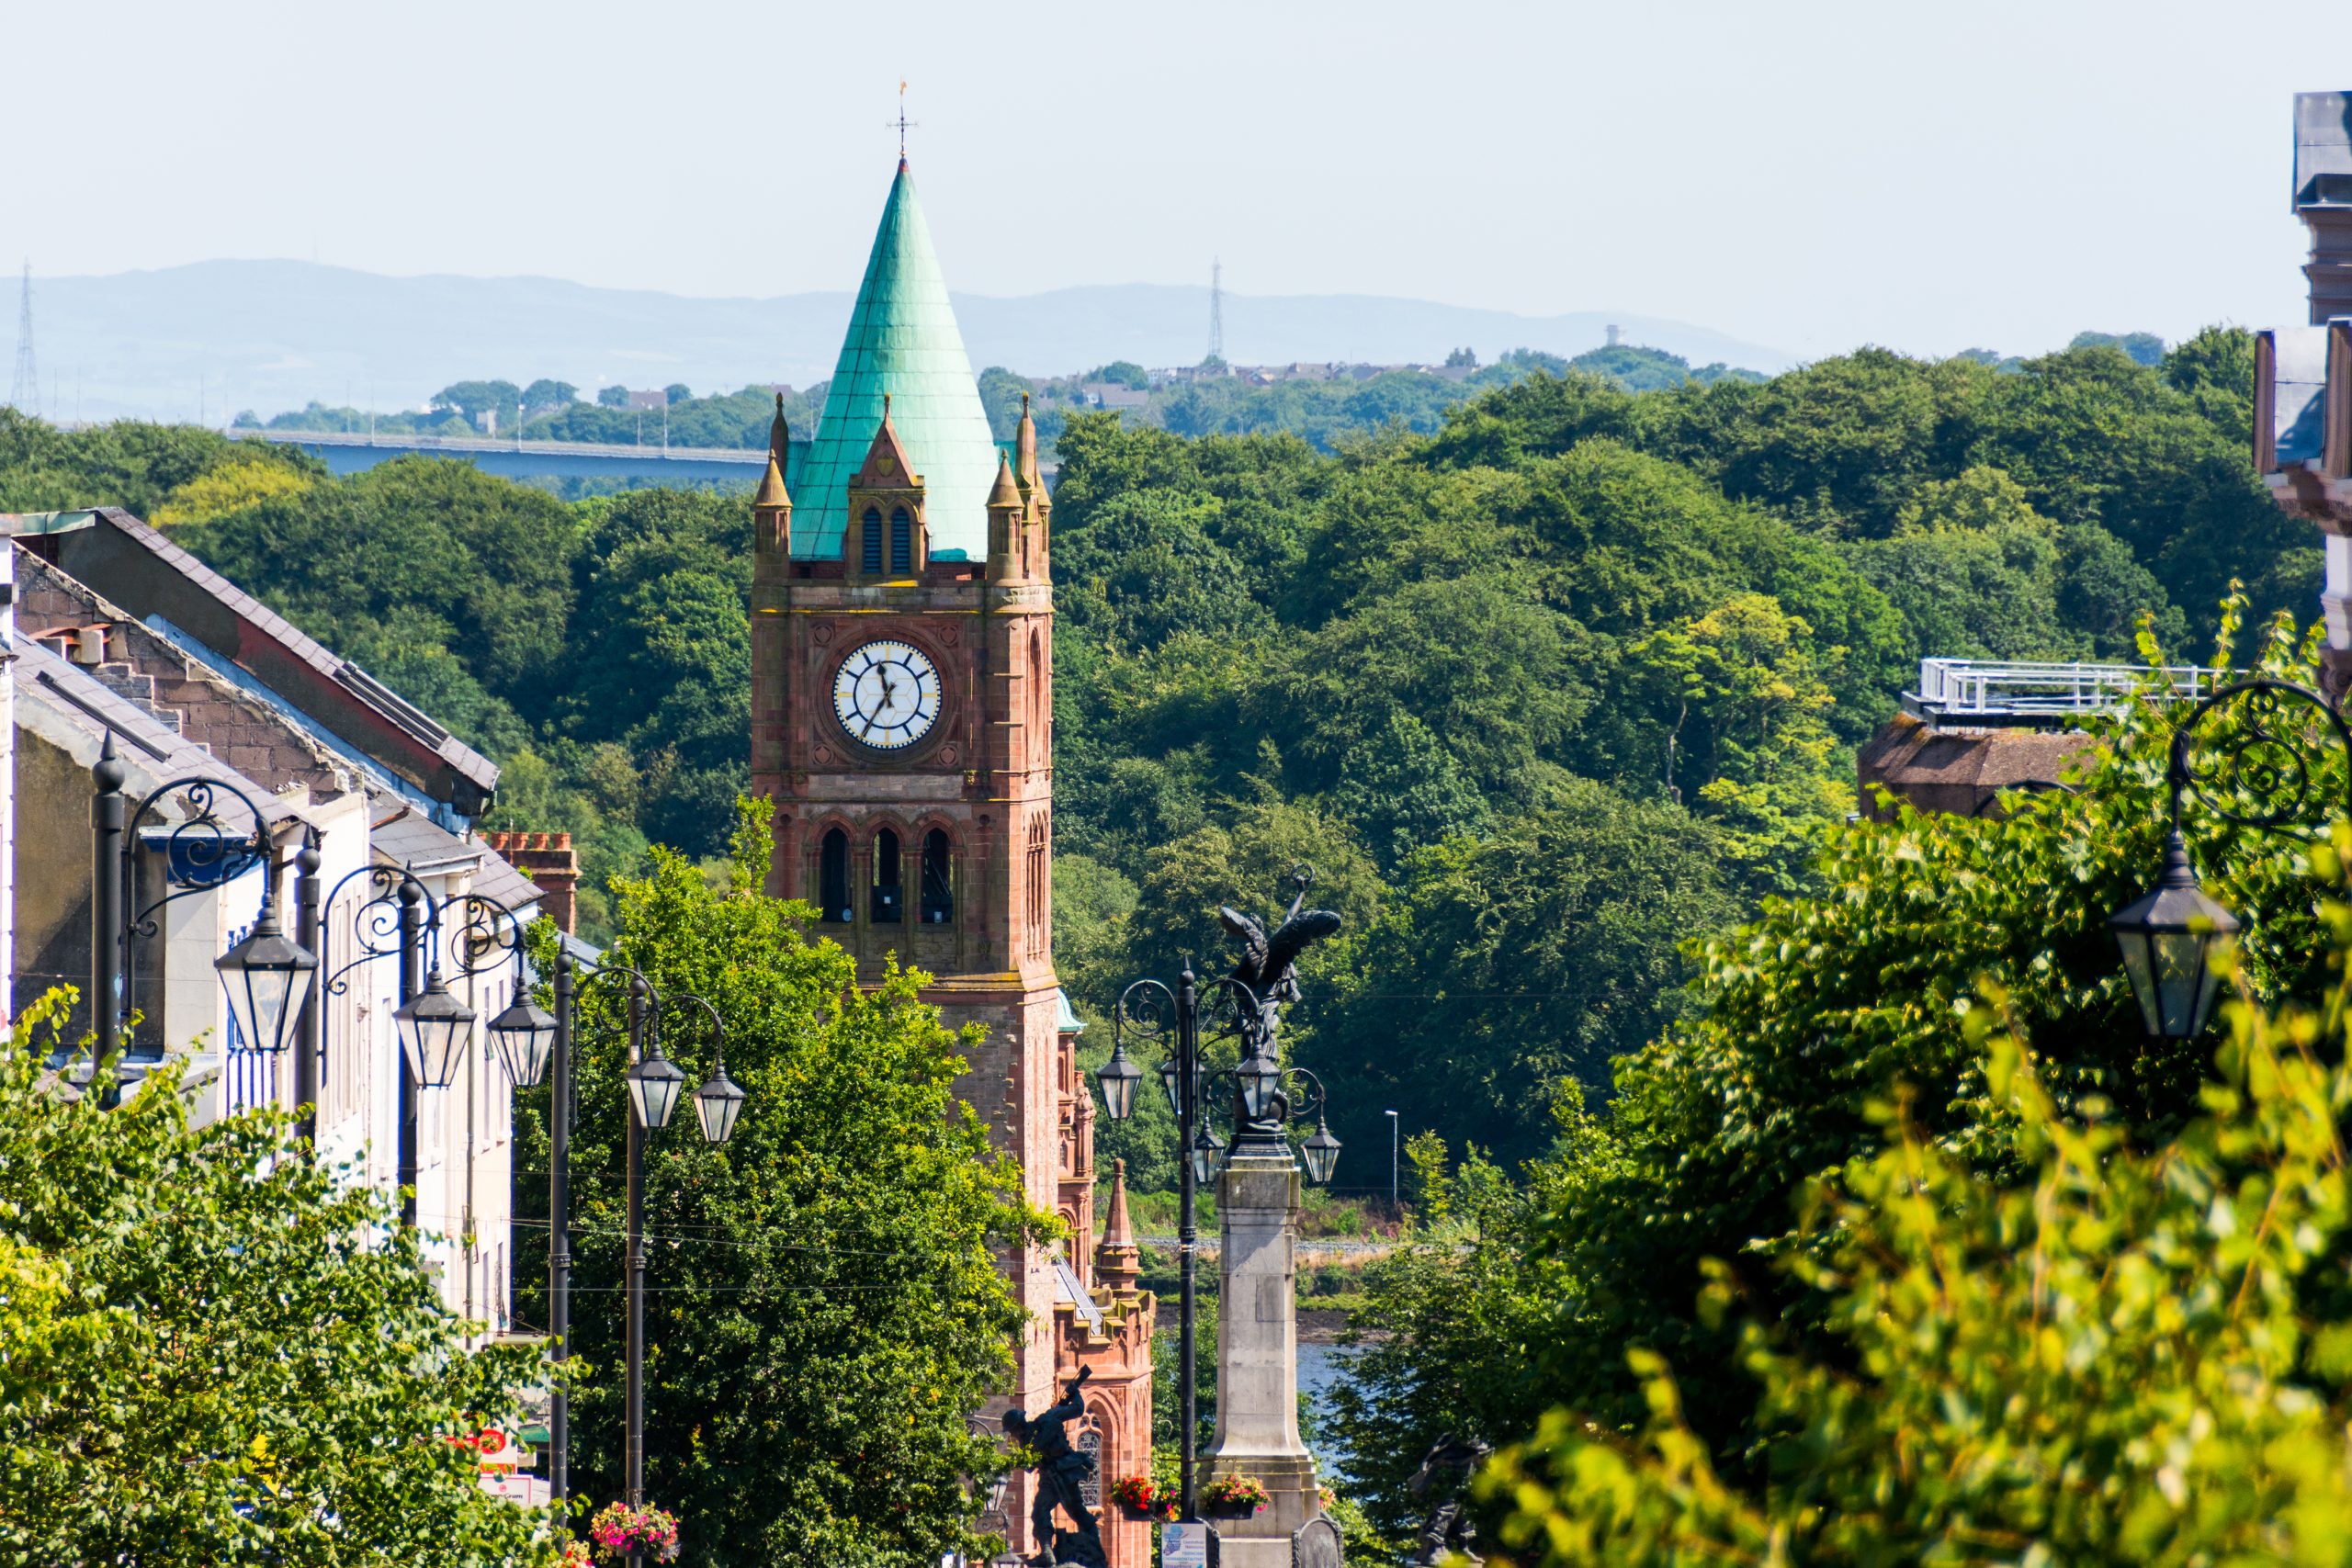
[750,158,1155,1565]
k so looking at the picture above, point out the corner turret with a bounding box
[753,393,793,558]
[1016,391,1041,491]
[986,449,1029,581]
[1096,1158,1139,1296]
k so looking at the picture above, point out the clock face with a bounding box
[832,638,943,751]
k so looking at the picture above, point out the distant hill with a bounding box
[9,259,1796,424]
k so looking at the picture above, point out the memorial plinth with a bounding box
[1207,1145,1324,1568]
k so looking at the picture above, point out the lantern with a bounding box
[626,1045,688,1132]
[1096,1041,1143,1122]
[216,903,317,1056]
[2109,829,2241,1040]
[396,970,476,1089]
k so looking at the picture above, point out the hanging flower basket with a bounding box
[1109,1474,1181,1521]
[589,1501,682,1563]
[1201,1474,1269,1518]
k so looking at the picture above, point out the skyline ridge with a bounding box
[10,257,1803,424]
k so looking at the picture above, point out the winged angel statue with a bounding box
[1216,868,1342,1103]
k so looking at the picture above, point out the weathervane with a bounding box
[890,80,919,165]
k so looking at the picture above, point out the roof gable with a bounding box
[47,509,500,816]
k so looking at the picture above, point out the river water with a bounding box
[1295,1340,1365,1483]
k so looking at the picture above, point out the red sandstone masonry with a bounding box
[482,831,579,934]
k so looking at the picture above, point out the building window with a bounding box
[890,507,912,573]
[861,508,883,573]
[1078,1423,1102,1510]
[872,828,903,923]
[1025,814,1049,958]
[1030,630,1047,751]
[820,829,852,922]
[922,829,954,924]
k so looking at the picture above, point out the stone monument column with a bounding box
[1207,1141,1320,1568]
[1201,871,1346,1568]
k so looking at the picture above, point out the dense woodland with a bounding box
[3,327,2331,1555]
[0,328,2296,1172]
[234,340,1763,459]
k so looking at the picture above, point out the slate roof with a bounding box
[790,162,1003,561]
[369,800,542,914]
[71,508,500,803]
[16,637,312,832]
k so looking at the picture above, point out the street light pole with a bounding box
[294,829,322,1141]
[396,879,422,1226]
[1176,963,1200,1521]
[1386,1109,1399,1215]
[92,737,125,1060]
[505,959,731,1543]
[548,948,574,1511]
[625,971,649,1512]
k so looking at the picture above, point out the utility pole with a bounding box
[9,261,38,416]
[1386,1109,1399,1213]
[1208,258,1225,366]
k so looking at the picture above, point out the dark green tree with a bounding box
[0,992,549,1564]
[518,808,1039,1565]
[522,378,580,414]
[1314,780,1735,1164]
[430,379,523,425]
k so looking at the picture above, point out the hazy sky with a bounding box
[8,0,2348,361]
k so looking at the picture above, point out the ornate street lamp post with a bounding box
[511,955,742,1521]
[2110,678,2352,1039]
[1094,870,1343,1531]
[89,736,318,1079]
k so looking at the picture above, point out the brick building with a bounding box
[8,506,538,1335]
[747,158,1154,1564]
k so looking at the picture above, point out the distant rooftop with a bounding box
[1905,658,2236,730]
[2296,91,2352,209]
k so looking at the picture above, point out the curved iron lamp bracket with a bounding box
[1112,973,1264,1062]
[448,892,535,981]
[1112,976,1179,1057]
[124,774,271,938]
[572,961,664,1055]
[2169,677,2352,836]
[1277,1065,1330,1125]
[319,863,435,998]
[661,989,728,1071]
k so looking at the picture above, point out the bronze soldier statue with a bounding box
[1404,1433,1491,1565]
[1003,1368,1107,1568]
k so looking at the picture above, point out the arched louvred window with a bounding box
[890,507,913,573]
[1025,814,1049,958]
[861,508,883,573]
[819,829,852,922]
[922,829,954,924]
[871,828,903,923]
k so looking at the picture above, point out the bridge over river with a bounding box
[235,427,805,488]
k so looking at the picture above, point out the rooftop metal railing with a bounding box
[1908,659,2229,723]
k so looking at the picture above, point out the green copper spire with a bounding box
[791,163,1001,560]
